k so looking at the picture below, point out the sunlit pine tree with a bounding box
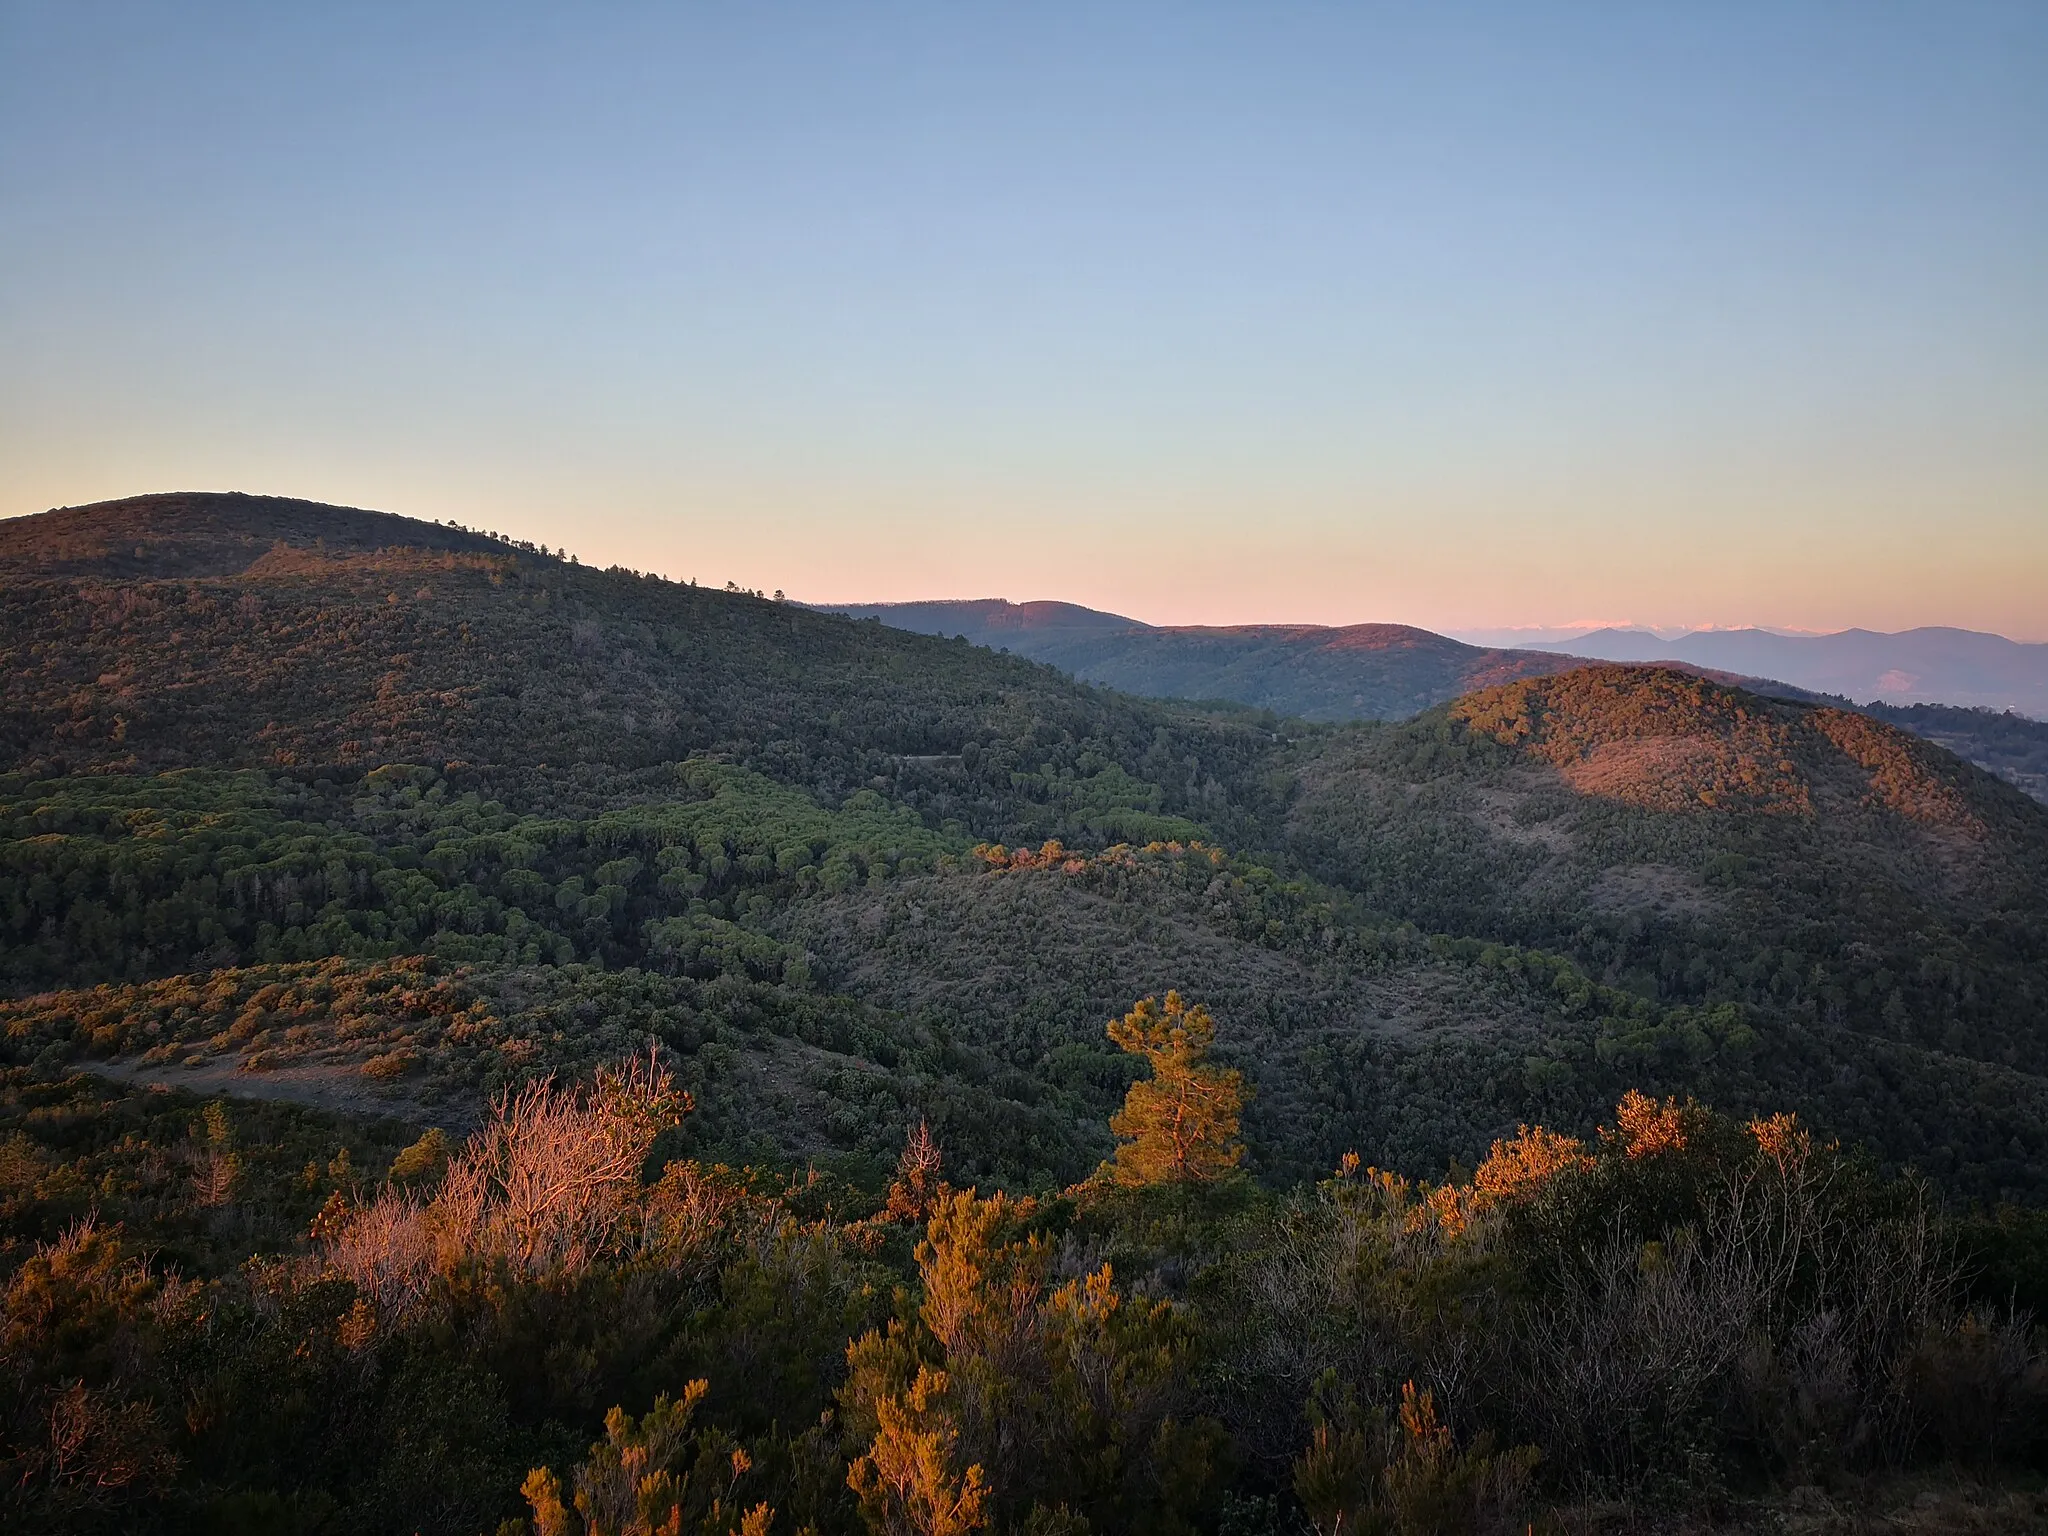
[1102,992,1245,1186]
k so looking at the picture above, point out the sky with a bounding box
[3,2,2044,638]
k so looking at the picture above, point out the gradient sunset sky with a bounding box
[3,3,2043,637]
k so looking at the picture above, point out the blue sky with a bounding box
[3,2,2043,635]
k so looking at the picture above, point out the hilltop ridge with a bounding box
[817,596,1150,638]
[0,491,514,581]
[0,495,1277,842]
[824,596,2048,801]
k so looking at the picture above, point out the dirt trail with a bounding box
[81,1055,475,1131]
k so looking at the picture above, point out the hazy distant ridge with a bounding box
[1533,626,2048,717]
[821,598,1148,640]
[821,599,2048,802]
[814,598,1584,722]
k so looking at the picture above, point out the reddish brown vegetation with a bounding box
[1451,665,1991,830]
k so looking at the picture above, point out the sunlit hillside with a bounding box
[3,495,2044,1531]
[829,597,2048,801]
[6,493,2044,1194]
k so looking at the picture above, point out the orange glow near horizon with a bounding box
[4,7,2042,643]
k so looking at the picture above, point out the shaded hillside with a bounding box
[0,495,1279,844]
[819,600,1580,721]
[3,496,2047,1197]
[1007,622,1590,722]
[819,601,2048,803]
[1283,667,2048,1189]
[0,490,509,580]
[775,840,2048,1192]
[1540,623,2048,716]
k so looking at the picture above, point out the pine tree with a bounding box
[1102,993,1245,1186]
[846,1365,990,1536]
[520,1379,775,1536]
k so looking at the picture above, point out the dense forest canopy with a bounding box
[2,494,2045,1531]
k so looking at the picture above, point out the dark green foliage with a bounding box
[0,762,964,987]
[0,1066,414,1272]
[1859,700,2048,805]
[6,497,2048,1200]
[1,496,2046,1531]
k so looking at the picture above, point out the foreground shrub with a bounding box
[1293,1374,1536,1535]
[326,1050,687,1311]
[519,1379,774,1536]
[842,1186,1224,1535]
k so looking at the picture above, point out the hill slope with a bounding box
[4,495,2047,1195]
[1282,666,2048,1190]
[1860,699,2048,804]
[820,600,2048,803]
[0,494,1278,840]
[1004,622,1595,722]
[819,599,1583,720]
[0,489,509,579]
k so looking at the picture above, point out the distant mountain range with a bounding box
[825,603,2048,718]
[820,600,1587,723]
[820,600,2048,803]
[1526,626,2048,717]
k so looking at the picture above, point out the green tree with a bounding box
[1102,994,1245,1187]
[520,1379,773,1536]
[841,1188,1219,1536]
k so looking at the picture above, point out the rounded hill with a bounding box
[0,491,512,582]
[0,494,1280,843]
[1446,665,1996,828]
[1285,666,2048,1101]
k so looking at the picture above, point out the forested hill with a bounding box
[1284,666,2048,1188]
[1859,698,2048,805]
[823,598,2048,803]
[818,597,1149,641]
[819,597,1583,721]
[986,621,1597,723]
[0,493,1280,842]
[2,493,2046,1201]
[0,490,510,580]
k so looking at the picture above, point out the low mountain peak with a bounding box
[0,491,520,583]
[1449,664,1986,828]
